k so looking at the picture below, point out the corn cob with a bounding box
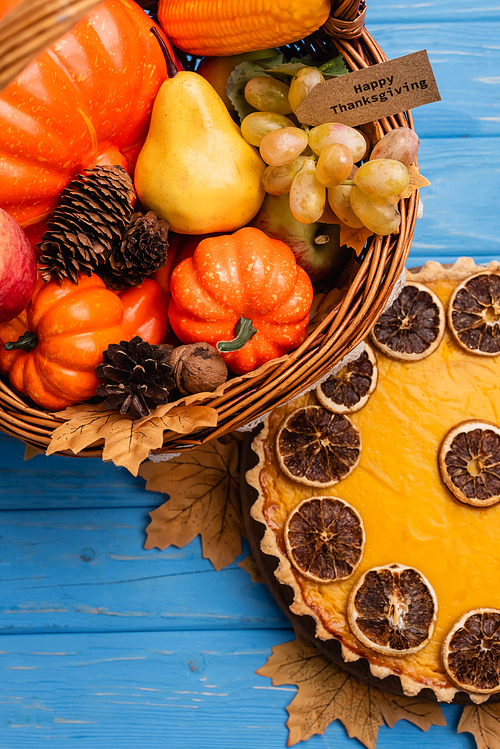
[157,0,332,57]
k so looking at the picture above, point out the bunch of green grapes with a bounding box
[239,68,420,236]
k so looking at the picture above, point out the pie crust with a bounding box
[247,257,500,704]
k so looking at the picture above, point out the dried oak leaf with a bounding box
[46,403,217,476]
[458,704,500,749]
[256,634,445,748]
[140,436,243,571]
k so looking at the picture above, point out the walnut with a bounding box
[170,343,228,395]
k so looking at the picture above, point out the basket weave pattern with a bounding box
[0,0,418,457]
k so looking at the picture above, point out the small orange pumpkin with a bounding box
[168,227,313,375]
[0,274,126,410]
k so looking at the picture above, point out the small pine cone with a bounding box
[105,211,169,288]
[95,336,175,419]
[37,165,134,284]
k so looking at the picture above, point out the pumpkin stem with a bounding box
[4,331,38,352]
[150,26,178,78]
[217,317,257,353]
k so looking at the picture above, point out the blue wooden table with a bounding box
[1,1,499,746]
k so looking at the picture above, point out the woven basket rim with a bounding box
[0,10,418,457]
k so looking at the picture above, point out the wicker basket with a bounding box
[0,0,418,457]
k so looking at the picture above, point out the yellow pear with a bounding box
[134,71,266,235]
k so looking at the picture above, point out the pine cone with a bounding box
[104,211,169,288]
[95,337,175,419]
[37,165,134,284]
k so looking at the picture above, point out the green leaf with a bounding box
[289,55,315,64]
[319,55,350,78]
[226,54,284,121]
[226,53,349,123]
[264,62,310,76]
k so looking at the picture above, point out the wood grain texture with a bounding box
[370,22,500,138]
[367,0,500,22]
[410,137,500,265]
[0,630,473,749]
[0,504,288,634]
[0,433,158,510]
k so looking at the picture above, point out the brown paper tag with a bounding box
[295,50,441,128]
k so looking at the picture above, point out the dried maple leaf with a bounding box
[46,403,218,476]
[338,221,374,256]
[257,634,445,747]
[140,436,243,570]
[398,166,431,199]
[319,204,373,255]
[23,444,44,460]
[238,555,264,584]
[46,404,164,475]
[458,704,500,749]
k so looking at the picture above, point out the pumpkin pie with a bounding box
[247,257,500,703]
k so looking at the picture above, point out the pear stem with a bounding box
[150,26,178,78]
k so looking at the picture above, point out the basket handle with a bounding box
[324,0,367,41]
[0,0,101,92]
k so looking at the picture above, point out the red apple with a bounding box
[0,208,37,323]
[250,193,344,282]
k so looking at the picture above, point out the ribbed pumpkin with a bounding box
[0,0,173,244]
[0,274,125,411]
[157,0,331,56]
[0,274,173,411]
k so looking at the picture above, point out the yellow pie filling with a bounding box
[249,260,500,701]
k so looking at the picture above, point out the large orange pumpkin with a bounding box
[0,0,173,245]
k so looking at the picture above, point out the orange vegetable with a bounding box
[158,0,331,56]
[168,227,313,375]
[0,0,174,245]
[153,232,221,295]
[0,274,126,410]
[152,232,187,295]
[0,273,173,412]
[120,279,170,345]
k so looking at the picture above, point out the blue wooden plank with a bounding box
[0,5,497,749]
[0,507,289,634]
[0,433,159,510]
[0,629,476,749]
[366,22,500,138]
[367,0,500,23]
[408,136,500,265]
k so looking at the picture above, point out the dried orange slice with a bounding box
[448,271,500,356]
[347,563,438,656]
[442,608,500,694]
[371,282,445,361]
[316,344,378,414]
[439,420,500,507]
[284,496,365,584]
[275,405,361,487]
